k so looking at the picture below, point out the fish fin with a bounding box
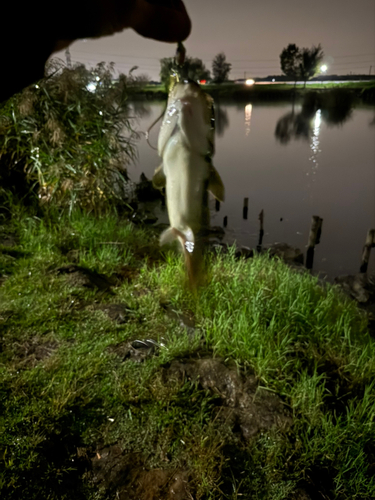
[160,227,194,247]
[152,164,166,189]
[160,227,177,246]
[208,164,225,202]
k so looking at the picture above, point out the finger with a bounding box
[129,0,191,42]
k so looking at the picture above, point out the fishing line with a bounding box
[143,43,186,151]
[142,106,166,151]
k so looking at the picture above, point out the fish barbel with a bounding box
[152,80,225,288]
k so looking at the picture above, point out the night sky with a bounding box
[52,0,375,80]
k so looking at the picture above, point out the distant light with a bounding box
[95,76,100,81]
[199,79,207,85]
[86,82,96,92]
[35,84,39,89]
[246,79,255,86]
[320,65,328,73]
[272,78,275,82]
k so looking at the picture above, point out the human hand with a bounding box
[53,0,191,52]
[1,0,191,102]
[114,0,191,43]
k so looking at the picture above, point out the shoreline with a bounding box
[130,80,375,103]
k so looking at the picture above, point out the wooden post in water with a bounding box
[243,198,249,220]
[306,216,323,270]
[256,210,264,252]
[215,199,220,212]
[360,229,375,273]
[223,216,228,228]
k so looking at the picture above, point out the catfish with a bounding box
[153,80,225,288]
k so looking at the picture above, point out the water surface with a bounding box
[129,101,375,279]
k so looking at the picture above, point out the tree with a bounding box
[160,57,211,88]
[299,45,324,84]
[212,53,231,83]
[280,44,324,86]
[280,44,301,81]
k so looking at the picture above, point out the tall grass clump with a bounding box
[193,250,371,377]
[0,60,143,214]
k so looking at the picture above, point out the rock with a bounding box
[142,216,158,225]
[334,274,375,337]
[235,246,254,260]
[135,172,163,202]
[200,225,225,240]
[334,274,375,304]
[266,242,304,266]
[129,210,158,226]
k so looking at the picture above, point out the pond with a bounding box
[128,99,375,280]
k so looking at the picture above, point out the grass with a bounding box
[1,207,375,499]
[0,63,138,214]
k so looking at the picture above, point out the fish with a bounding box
[152,80,225,288]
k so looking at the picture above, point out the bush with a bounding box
[0,60,139,214]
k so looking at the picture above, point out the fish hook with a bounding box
[144,42,186,151]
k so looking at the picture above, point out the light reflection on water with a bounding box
[306,109,322,193]
[311,109,321,158]
[131,101,375,279]
[244,104,252,136]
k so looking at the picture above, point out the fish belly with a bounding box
[163,134,209,237]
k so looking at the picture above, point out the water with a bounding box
[128,100,375,279]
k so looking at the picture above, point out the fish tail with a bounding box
[184,247,204,292]
[160,227,194,247]
[159,227,203,290]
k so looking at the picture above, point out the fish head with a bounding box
[158,81,214,157]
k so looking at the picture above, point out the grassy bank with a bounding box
[1,208,375,499]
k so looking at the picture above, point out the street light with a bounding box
[320,64,328,73]
[245,79,255,86]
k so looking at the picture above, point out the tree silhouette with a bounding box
[212,53,232,83]
[299,45,324,85]
[275,90,353,144]
[280,44,301,81]
[280,44,324,86]
[160,57,211,88]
